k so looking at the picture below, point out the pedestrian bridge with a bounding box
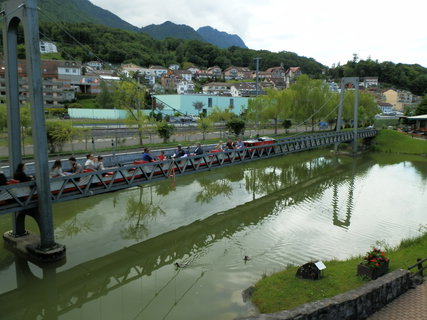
[0,129,376,216]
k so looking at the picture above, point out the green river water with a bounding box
[0,150,426,320]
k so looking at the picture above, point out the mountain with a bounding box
[0,0,139,32]
[140,21,204,41]
[139,21,248,49]
[197,26,247,49]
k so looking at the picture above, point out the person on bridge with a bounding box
[225,139,235,150]
[142,148,154,162]
[84,154,96,170]
[50,159,66,178]
[193,143,204,155]
[68,157,83,174]
[13,163,33,182]
[173,145,186,158]
[235,138,244,149]
[0,172,7,185]
[157,151,166,161]
[96,156,105,170]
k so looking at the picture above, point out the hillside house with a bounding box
[207,66,222,78]
[285,67,302,87]
[378,102,394,113]
[223,66,251,80]
[39,40,58,54]
[177,80,195,94]
[0,58,77,107]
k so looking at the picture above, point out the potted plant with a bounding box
[357,247,389,280]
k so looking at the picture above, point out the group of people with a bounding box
[214,138,244,151]
[50,154,106,178]
[2,139,248,185]
[141,143,205,162]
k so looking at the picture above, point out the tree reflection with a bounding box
[121,186,165,241]
[56,216,93,239]
[195,178,232,203]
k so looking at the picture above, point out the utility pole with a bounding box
[254,57,261,134]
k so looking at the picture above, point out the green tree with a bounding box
[0,105,7,132]
[193,101,205,114]
[46,121,79,153]
[20,105,32,155]
[113,79,146,145]
[415,95,427,115]
[289,75,335,131]
[96,81,114,109]
[197,117,213,140]
[156,121,175,143]
[282,119,292,133]
[226,118,245,136]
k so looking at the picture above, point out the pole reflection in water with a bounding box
[1,151,427,320]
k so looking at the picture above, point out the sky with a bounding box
[91,0,427,68]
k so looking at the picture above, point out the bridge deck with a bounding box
[0,130,376,215]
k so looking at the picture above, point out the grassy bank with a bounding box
[251,228,427,313]
[372,129,427,155]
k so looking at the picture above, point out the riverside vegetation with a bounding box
[250,130,427,313]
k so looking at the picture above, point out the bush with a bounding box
[156,121,175,143]
[226,118,245,136]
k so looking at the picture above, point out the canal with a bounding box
[1,150,427,320]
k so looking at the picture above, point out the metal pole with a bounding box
[22,0,56,248]
[3,3,25,236]
[254,57,261,133]
[353,80,359,154]
[334,78,345,153]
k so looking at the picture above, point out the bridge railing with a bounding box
[0,129,376,214]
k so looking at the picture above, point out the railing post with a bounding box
[417,258,423,277]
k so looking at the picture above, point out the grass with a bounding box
[252,228,427,313]
[372,129,427,155]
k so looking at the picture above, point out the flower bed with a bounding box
[357,247,389,280]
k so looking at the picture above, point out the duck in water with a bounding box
[174,262,188,268]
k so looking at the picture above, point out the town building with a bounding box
[0,58,77,108]
[39,40,58,54]
[153,94,249,116]
[202,82,233,95]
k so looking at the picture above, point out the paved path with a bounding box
[367,280,427,320]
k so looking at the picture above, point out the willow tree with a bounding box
[114,79,146,145]
[247,96,264,133]
[208,106,234,138]
[289,75,335,132]
[342,90,378,127]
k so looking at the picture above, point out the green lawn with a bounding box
[372,129,427,155]
[252,230,427,313]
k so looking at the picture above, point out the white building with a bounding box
[40,40,58,54]
[177,80,195,94]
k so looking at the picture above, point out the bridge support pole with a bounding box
[334,77,359,154]
[2,0,65,262]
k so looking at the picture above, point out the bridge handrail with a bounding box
[0,129,377,214]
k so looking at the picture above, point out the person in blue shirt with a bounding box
[142,148,154,162]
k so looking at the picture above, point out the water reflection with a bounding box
[121,186,165,241]
[195,177,232,203]
[1,152,425,320]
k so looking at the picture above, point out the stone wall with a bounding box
[240,269,411,320]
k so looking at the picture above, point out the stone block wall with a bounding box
[240,269,411,320]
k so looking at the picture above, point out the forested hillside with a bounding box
[0,0,138,31]
[329,58,427,96]
[38,22,325,76]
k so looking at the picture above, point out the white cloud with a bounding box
[91,0,427,67]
